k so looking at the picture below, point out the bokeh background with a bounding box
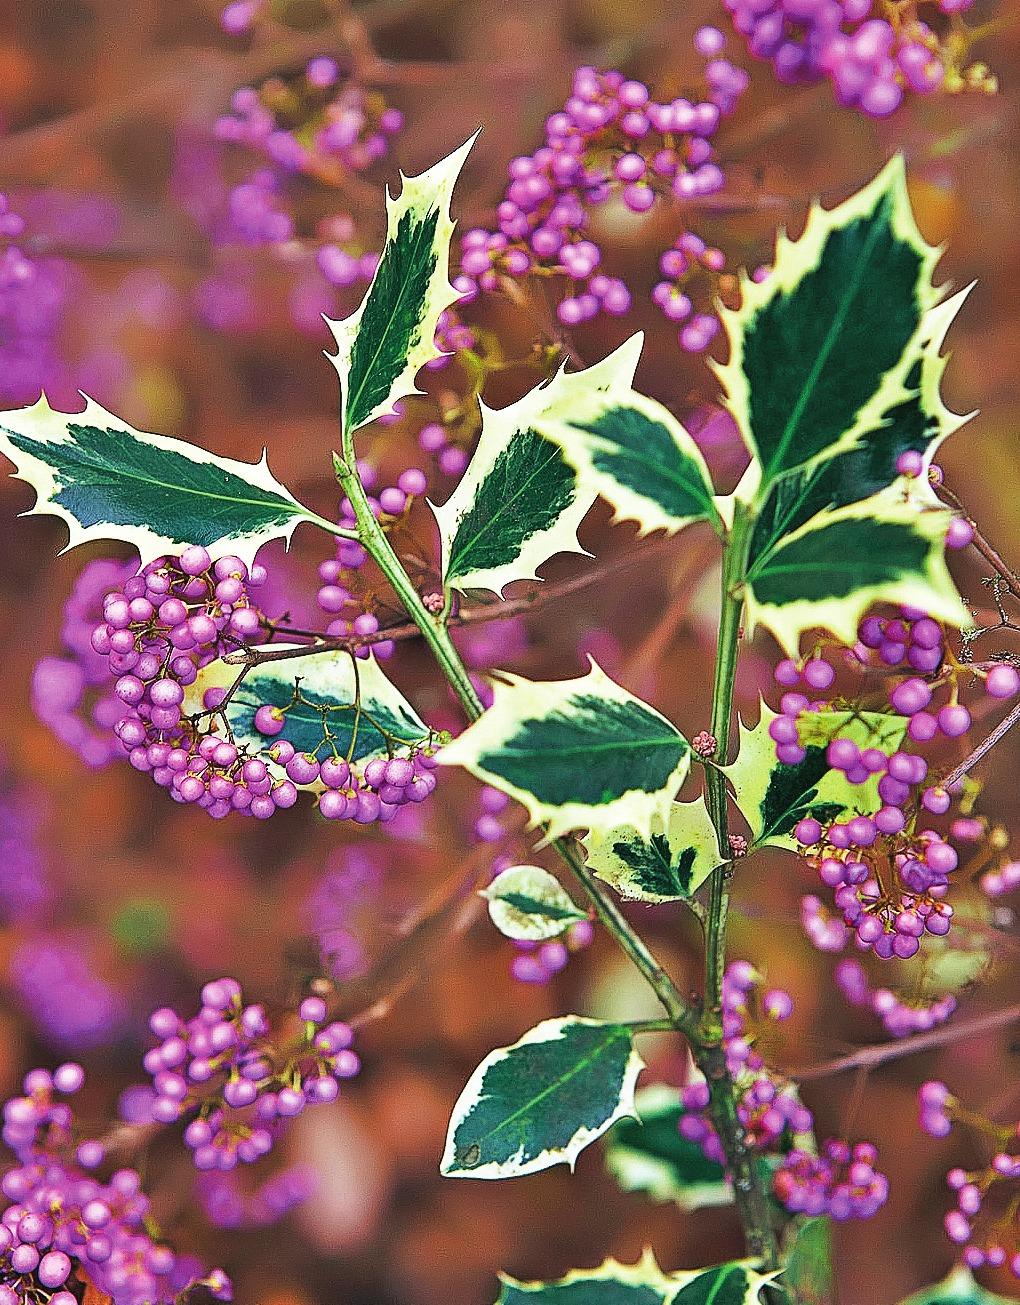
[0,1,1018,1302]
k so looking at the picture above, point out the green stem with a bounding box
[703,500,752,1022]
[698,500,784,1278]
[339,445,780,1275]
[333,446,699,1035]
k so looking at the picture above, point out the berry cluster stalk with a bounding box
[337,449,782,1277]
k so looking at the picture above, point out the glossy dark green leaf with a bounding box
[0,397,316,565]
[440,663,691,840]
[717,157,943,488]
[327,139,474,434]
[434,337,642,595]
[605,1085,730,1209]
[442,1017,642,1178]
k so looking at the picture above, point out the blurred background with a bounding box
[0,1,1018,1302]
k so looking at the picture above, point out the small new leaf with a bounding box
[605,1085,730,1210]
[495,1251,680,1305]
[435,336,643,595]
[743,499,968,656]
[724,703,908,851]
[0,396,318,566]
[185,647,429,780]
[897,1266,1017,1305]
[716,155,945,492]
[438,661,691,841]
[582,797,723,902]
[482,865,587,941]
[327,136,474,434]
[442,1017,643,1179]
[537,390,719,537]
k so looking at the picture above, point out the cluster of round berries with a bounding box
[260,740,440,824]
[0,776,52,926]
[197,1165,315,1229]
[314,461,429,647]
[0,193,33,292]
[455,49,749,352]
[86,549,302,812]
[418,420,471,480]
[919,1081,1020,1276]
[301,846,385,982]
[980,858,1020,898]
[32,557,136,768]
[144,979,359,1172]
[771,599,1020,958]
[678,964,888,1219]
[215,61,403,181]
[12,933,127,1051]
[681,1074,813,1166]
[509,918,596,985]
[724,0,996,118]
[1,1065,229,1305]
[834,957,957,1037]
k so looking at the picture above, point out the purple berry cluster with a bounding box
[772,1139,889,1220]
[12,934,128,1051]
[677,963,889,1220]
[144,979,359,1171]
[0,1065,229,1304]
[197,1165,315,1229]
[314,461,430,652]
[724,0,996,118]
[32,557,136,768]
[0,193,34,293]
[215,62,403,184]
[87,549,295,813]
[919,1082,1020,1276]
[980,858,1020,898]
[770,598,1020,959]
[835,957,957,1037]
[455,47,749,353]
[301,846,386,981]
[268,740,439,824]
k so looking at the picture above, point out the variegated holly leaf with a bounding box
[185,647,430,781]
[745,286,973,567]
[724,703,908,851]
[495,1251,681,1305]
[605,1085,730,1210]
[582,797,723,902]
[326,135,474,435]
[0,395,322,567]
[715,155,945,494]
[536,390,719,537]
[481,865,587,941]
[433,335,643,595]
[496,1255,779,1305]
[441,1017,643,1179]
[897,1267,1017,1305]
[438,661,691,841]
[742,499,968,656]
[668,1263,779,1304]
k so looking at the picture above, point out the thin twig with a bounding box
[795,1004,1020,1081]
[223,535,679,665]
[943,698,1020,789]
